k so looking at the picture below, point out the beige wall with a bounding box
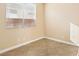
[1,3,79,50]
[45,3,79,42]
[0,3,45,50]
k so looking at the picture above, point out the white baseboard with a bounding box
[0,37,45,54]
[45,37,79,47]
[0,36,78,54]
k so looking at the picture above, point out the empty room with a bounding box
[0,3,79,56]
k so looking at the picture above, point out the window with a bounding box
[6,3,36,28]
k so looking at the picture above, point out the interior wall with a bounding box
[45,3,79,42]
[1,3,79,50]
[0,3,45,50]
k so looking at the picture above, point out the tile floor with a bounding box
[0,38,79,56]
